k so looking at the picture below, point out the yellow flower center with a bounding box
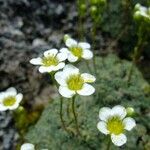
[70,46,83,58]
[3,96,16,106]
[107,116,124,135]
[67,74,84,90]
[42,55,59,67]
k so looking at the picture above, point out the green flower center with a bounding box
[107,116,124,135]
[3,96,16,106]
[70,46,83,58]
[42,55,59,67]
[67,74,84,90]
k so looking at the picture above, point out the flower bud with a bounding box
[126,107,135,116]
[64,34,71,42]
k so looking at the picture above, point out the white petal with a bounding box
[44,49,58,57]
[60,48,70,54]
[0,92,5,101]
[99,107,111,121]
[123,117,136,131]
[81,73,96,83]
[97,121,109,135]
[16,93,23,103]
[78,42,91,49]
[52,62,65,71]
[77,83,95,96]
[6,87,17,96]
[82,50,93,60]
[56,52,68,62]
[111,134,127,146]
[8,103,19,110]
[59,86,75,98]
[68,53,78,62]
[30,57,43,65]
[65,38,77,47]
[39,66,54,73]
[63,64,79,75]
[21,143,35,150]
[0,104,7,111]
[111,105,127,119]
[54,71,67,86]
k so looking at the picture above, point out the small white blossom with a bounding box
[55,64,96,98]
[0,87,23,111]
[20,143,35,150]
[134,3,150,21]
[61,36,93,62]
[30,49,67,73]
[97,105,136,147]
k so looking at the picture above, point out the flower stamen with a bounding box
[107,116,124,135]
[67,74,84,90]
[3,96,16,106]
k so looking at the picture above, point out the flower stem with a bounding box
[49,72,69,133]
[72,96,81,136]
[60,97,69,133]
[106,137,111,150]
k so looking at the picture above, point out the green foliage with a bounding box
[25,54,150,149]
[101,0,150,58]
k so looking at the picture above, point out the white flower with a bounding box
[97,105,136,147]
[30,49,67,73]
[20,143,35,150]
[134,3,150,21]
[55,64,96,98]
[0,87,23,111]
[61,37,93,62]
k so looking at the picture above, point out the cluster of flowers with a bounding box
[0,35,136,149]
[134,3,150,23]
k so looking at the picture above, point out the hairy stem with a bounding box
[72,96,81,136]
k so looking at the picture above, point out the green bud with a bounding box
[91,0,106,5]
[90,6,98,15]
[126,107,135,116]
[80,4,86,11]
[64,34,71,42]
[133,11,142,21]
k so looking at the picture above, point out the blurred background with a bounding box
[0,0,149,149]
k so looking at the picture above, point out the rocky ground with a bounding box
[0,0,78,149]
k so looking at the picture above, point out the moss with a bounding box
[25,54,150,150]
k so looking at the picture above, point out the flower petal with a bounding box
[16,93,23,103]
[30,57,43,65]
[0,92,6,101]
[111,105,127,119]
[81,73,96,83]
[39,66,54,73]
[77,83,95,96]
[6,87,17,96]
[59,86,75,98]
[0,104,7,111]
[82,50,93,60]
[65,38,77,47]
[123,117,136,131]
[21,143,35,150]
[68,53,78,62]
[52,62,65,71]
[78,42,91,49]
[60,48,70,54]
[44,49,58,57]
[55,71,67,86]
[63,64,79,75]
[99,107,111,121]
[111,134,127,146]
[56,52,68,62]
[97,121,109,135]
